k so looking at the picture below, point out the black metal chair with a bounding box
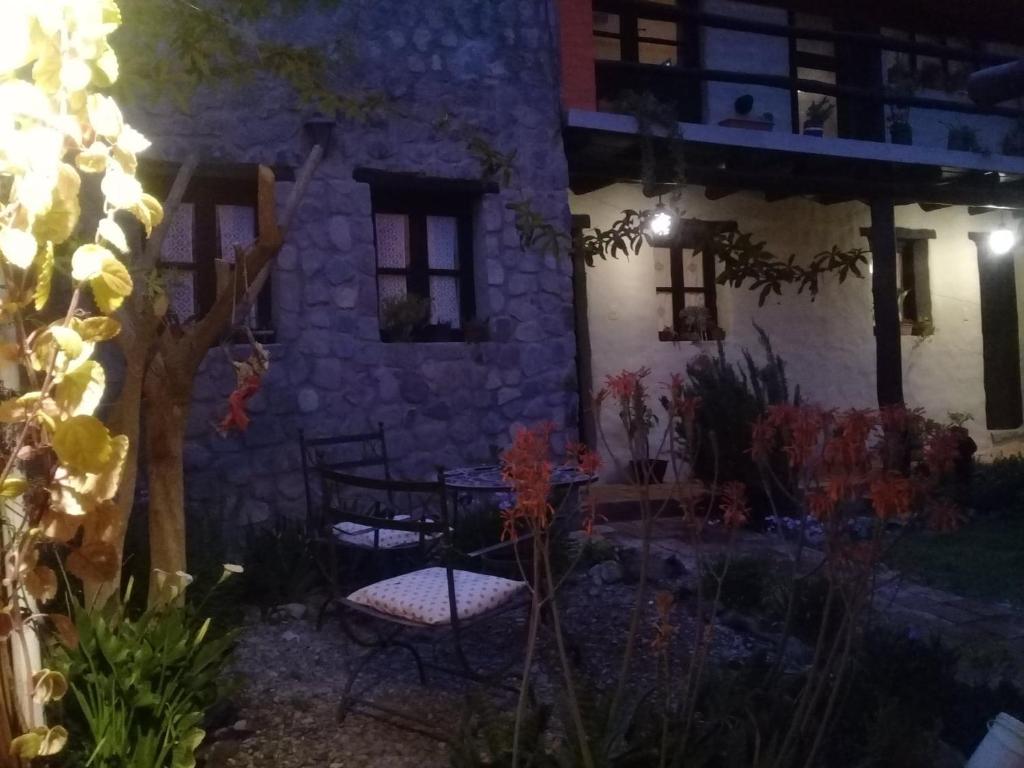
[299,424,391,529]
[319,469,529,739]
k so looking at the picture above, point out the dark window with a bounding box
[371,188,476,342]
[655,244,720,341]
[897,237,931,332]
[789,12,838,137]
[153,176,273,340]
[592,1,692,66]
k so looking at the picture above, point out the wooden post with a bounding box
[570,215,597,448]
[868,198,904,406]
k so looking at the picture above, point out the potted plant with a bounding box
[888,107,913,145]
[621,370,668,485]
[379,294,430,342]
[658,326,676,342]
[947,122,983,152]
[802,97,834,137]
[885,59,916,145]
[718,94,775,131]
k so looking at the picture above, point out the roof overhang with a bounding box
[565,109,1024,209]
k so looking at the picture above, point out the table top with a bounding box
[443,464,597,492]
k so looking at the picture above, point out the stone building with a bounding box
[126,0,579,523]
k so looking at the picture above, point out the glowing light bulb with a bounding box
[647,208,673,239]
[989,228,1016,256]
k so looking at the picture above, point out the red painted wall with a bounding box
[558,0,596,111]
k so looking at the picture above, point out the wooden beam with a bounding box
[860,227,937,240]
[868,199,904,407]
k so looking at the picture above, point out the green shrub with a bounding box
[972,455,1024,513]
[51,578,236,768]
[241,517,322,609]
[682,325,798,521]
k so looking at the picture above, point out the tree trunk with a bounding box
[83,347,149,606]
[144,372,193,592]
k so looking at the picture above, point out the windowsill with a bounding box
[658,328,725,343]
[380,324,489,344]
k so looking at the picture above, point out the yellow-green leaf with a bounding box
[76,142,109,174]
[31,669,67,703]
[0,478,27,497]
[53,415,113,474]
[0,227,38,269]
[74,316,121,342]
[49,326,83,358]
[55,360,105,417]
[34,242,53,310]
[87,94,123,139]
[71,243,112,281]
[0,393,40,423]
[9,729,42,759]
[97,216,128,253]
[89,253,133,313]
[33,165,81,245]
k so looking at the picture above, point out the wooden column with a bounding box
[571,215,597,447]
[868,198,904,406]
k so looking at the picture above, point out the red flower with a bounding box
[720,481,750,529]
[501,422,556,539]
[869,472,913,521]
[604,367,651,403]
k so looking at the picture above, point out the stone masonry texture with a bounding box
[125,0,579,526]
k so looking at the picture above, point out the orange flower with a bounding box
[604,367,651,403]
[500,422,556,539]
[720,481,750,529]
[924,428,958,476]
[869,472,913,521]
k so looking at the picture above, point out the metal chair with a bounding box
[319,469,529,739]
[299,424,391,529]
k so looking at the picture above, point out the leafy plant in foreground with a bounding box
[51,571,239,768]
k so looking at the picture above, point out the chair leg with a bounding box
[393,639,428,685]
[338,644,387,724]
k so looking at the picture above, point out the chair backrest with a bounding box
[319,468,451,552]
[299,424,391,527]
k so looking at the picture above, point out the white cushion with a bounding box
[346,567,526,626]
[331,518,438,550]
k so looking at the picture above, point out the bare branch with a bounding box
[185,144,324,358]
[141,154,199,273]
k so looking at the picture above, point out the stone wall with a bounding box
[123,0,579,524]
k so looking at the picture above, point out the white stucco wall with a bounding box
[573,183,1015,472]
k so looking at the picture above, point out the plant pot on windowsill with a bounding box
[900,319,915,336]
[627,459,668,485]
[803,120,825,137]
[889,121,913,145]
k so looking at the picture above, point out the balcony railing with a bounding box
[591,0,1024,153]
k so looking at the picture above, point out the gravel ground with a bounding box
[211,571,774,768]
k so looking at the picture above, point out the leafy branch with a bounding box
[581,208,870,304]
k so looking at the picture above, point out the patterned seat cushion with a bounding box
[346,567,526,626]
[332,519,439,550]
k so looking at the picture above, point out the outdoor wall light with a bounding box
[645,202,675,242]
[989,227,1016,256]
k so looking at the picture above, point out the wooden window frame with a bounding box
[147,173,274,342]
[787,11,838,135]
[370,187,477,343]
[655,245,721,341]
[592,0,701,68]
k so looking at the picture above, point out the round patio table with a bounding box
[443,464,597,493]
